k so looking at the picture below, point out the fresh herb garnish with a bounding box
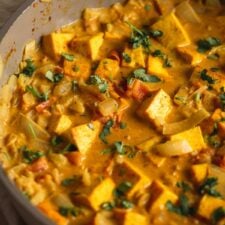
[101,202,115,211]
[22,59,36,77]
[26,85,49,102]
[114,181,133,197]
[199,177,222,198]
[61,176,80,187]
[119,122,127,129]
[122,53,132,63]
[149,29,163,38]
[20,146,44,164]
[219,87,225,111]
[211,207,225,224]
[200,69,216,85]
[126,22,151,51]
[152,50,172,67]
[166,194,195,216]
[144,4,151,11]
[99,119,114,144]
[197,37,222,53]
[61,53,75,61]
[152,49,164,57]
[45,70,64,83]
[176,181,192,193]
[51,136,63,146]
[59,206,80,217]
[87,75,108,93]
[127,68,161,85]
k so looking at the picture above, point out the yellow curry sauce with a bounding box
[1,0,225,224]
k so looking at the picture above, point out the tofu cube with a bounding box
[151,12,190,49]
[88,178,115,211]
[198,195,225,219]
[137,136,166,167]
[63,54,91,81]
[190,66,225,92]
[113,159,151,198]
[147,55,170,80]
[153,0,174,15]
[52,115,72,135]
[176,45,205,66]
[70,33,104,60]
[122,46,146,68]
[137,89,173,128]
[116,211,147,225]
[170,126,206,151]
[42,32,74,60]
[148,180,178,212]
[70,121,101,154]
[95,58,119,79]
[190,163,208,184]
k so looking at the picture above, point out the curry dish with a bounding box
[1,0,225,224]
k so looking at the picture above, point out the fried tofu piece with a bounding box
[198,195,225,219]
[190,66,225,92]
[153,0,174,15]
[137,89,173,129]
[147,55,169,80]
[113,159,151,198]
[70,121,101,154]
[116,211,147,225]
[170,126,206,151]
[148,180,178,212]
[122,46,146,68]
[51,115,72,135]
[151,12,190,49]
[137,136,166,167]
[70,33,104,60]
[176,45,205,66]
[42,32,74,61]
[63,54,91,80]
[95,58,119,79]
[88,178,115,211]
[191,163,209,184]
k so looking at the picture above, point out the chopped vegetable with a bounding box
[61,53,75,61]
[45,71,64,83]
[20,146,44,164]
[127,68,161,85]
[22,59,36,77]
[197,37,222,53]
[200,69,216,84]
[99,119,114,144]
[199,177,222,198]
[87,75,108,93]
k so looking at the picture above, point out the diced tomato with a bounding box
[66,152,84,166]
[28,157,49,173]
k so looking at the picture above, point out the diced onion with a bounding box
[155,140,193,157]
[163,108,210,135]
[98,98,118,116]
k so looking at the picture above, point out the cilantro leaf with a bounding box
[99,119,114,143]
[61,53,75,61]
[127,68,161,84]
[45,70,64,83]
[200,69,216,84]
[197,37,221,53]
[87,75,108,93]
[176,181,192,193]
[22,59,36,77]
[122,52,132,63]
[20,146,44,164]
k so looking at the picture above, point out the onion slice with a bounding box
[155,140,193,157]
[163,108,210,135]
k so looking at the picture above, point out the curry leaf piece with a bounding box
[199,177,222,198]
[197,37,221,53]
[61,53,75,61]
[200,69,216,85]
[126,22,151,51]
[99,119,114,144]
[20,146,44,164]
[22,59,36,77]
[211,207,225,225]
[87,75,108,93]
